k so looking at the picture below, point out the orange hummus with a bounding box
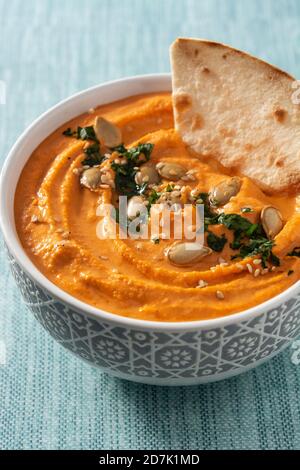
[15,93,300,321]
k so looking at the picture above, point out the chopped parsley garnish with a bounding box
[165,183,175,192]
[62,127,76,137]
[77,126,98,141]
[216,213,274,264]
[111,143,154,196]
[197,192,218,227]
[63,126,98,142]
[63,125,103,166]
[241,207,254,213]
[81,142,105,167]
[111,144,127,153]
[111,143,154,162]
[217,213,256,232]
[231,238,279,267]
[207,232,227,252]
[193,196,275,262]
[269,251,281,267]
[201,211,280,266]
[288,247,300,257]
[148,189,161,206]
[64,126,155,196]
[111,161,138,196]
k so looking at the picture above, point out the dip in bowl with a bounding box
[1,74,300,385]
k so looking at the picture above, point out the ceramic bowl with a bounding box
[1,74,300,385]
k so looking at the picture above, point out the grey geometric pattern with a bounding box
[6,246,300,383]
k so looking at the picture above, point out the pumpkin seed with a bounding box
[166,242,212,266]
[80,167,102,189]
[157,162,187,181]
[94,116,122,148]
[216,290,225,300]
[261,206,283,239]
[135,164,160,186]
[209,177,241,206]
[127,196,147,220]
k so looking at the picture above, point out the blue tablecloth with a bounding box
[1,0,300,450]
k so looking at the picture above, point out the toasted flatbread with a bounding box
[170,38,300,193]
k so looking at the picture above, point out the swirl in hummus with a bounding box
[15,93,300,321]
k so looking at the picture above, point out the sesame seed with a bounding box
[197,280,208,288]
[254,269,260,277]
[236,264,244,270]
[247,263,253,273]
[31,215,39,223]
[271,266,276,271]
[100,184,110,189]
[99,255,108,260]
[156,162,164,169]
[253,258,262,265]
[216,290,225,300]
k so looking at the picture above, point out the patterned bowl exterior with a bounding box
[7,247,300,385]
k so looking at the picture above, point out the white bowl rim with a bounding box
[0,73,299,332]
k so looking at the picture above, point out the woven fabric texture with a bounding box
[0,0,300,450]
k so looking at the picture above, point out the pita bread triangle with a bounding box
[170,38,300,193]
